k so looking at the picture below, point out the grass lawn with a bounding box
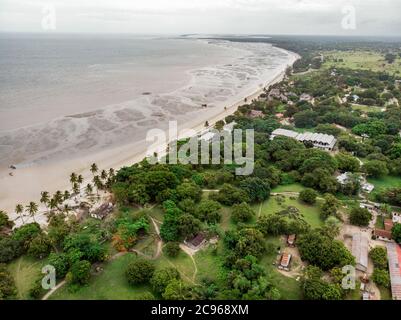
[271,183,306,193]
[379,286,392,300]
[260,237,302,300]
[351,104,384,113]
[322,50,401,74]
[257,195,324,228]
[7,256,48,300]
[368,175,401,199]
[194,246,224,284]
[51,253,154,300]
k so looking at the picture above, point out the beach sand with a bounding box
[0,41,299,222]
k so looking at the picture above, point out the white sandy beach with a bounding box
[0,39,299,222]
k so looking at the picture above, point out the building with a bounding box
[184,233,207,250]
[287,234,296,247]
[352,233,369,272]
[199,131,217,142]
[337,172,353,185]
[270,128,299,140]
[393,212,401,224]
[386,242,401,300]
[361,182,375,193]
[90,202,114,220]
[373,228,392,241]
[249,110,264,118]
[270,128,337,151]
[300,93,313,102]
[385,219,394,232]
[278,253,292,271]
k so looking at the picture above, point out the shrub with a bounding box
[125,258,155,286]
[299,188,318,204]
[163,242,181,258]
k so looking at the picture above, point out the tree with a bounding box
[26,202,38,222]
[301,266,342,300]
[0,210,13,229]
[66,260,91,285]
[335,153,360,172]
[392,223,401,244]
[363,160,389,178]
[163,242,181,258]
[176,214,201,239]
[0,264,16,299]
[211,184,250,206]
[85,183,93,197]
[195,200,222,224]
[0,238,23,263]
[15,204,24,224]
[12,223,42,250]
[125,259,155,285]
[372,269,390,288]
[257,214,288,236]
[320,194,340,220]
[70,173,77,188]
[48,253,70,279]
[234,228,266,258]
[27,234,52,259]
[349,207,372,227]
[369,247,388,270]
[176,182,202,202]
[239,178,271,203]
[90,163,98,176]
[162,279,192,300]
[323,216,341,238]
[299,188,318,205]
[298,230,354,270]
[385,53,396,64]
[40,191,50,210]
[231,202,255,223]
[150,267,180,295]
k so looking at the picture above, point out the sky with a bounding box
[0,0,400,36]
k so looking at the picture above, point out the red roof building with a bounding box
[384,219,394,232]
[374,228,392,240]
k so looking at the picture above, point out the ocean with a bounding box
[0,33,294,168]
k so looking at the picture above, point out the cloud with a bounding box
[0,0,400,35]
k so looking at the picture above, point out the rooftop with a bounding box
[352,233,369,271]
[386,242,401,300]
[280,253,292,267]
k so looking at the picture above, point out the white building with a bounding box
[393,212,401,224]
[270,128,337,151]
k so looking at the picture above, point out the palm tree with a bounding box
[93,175,103,196]
[63,190,71,201]
[26,202,38,222]
[70,172,77,188]
[90,163,98,176]
[63,204,70,215]
[72,182,80,198]
[40,191,50,210]
[77,174,84,185]
[85,183,93,197]
[49,198,58,213]
[15,204,24,224]
[108,168,115,177]
[100,169,107,181]
[54,191,63,204]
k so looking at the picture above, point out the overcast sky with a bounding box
[0,0,400,36]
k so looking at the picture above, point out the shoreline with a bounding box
[1,47,299,225]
